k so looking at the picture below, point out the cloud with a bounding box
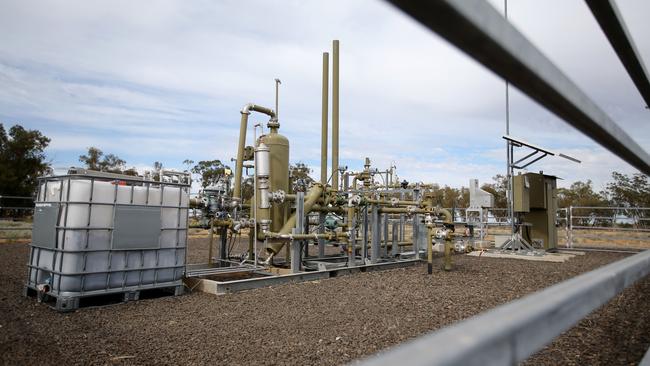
[1,0,648,190]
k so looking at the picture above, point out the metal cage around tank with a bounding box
[25,170,190,311]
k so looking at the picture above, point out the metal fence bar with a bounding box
[586,0,650,108]
[356,249,650,366]
[640,346,650,366]
[385,0,650,174]
[571,206,650,211]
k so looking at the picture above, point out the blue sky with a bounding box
[1,0,649,191]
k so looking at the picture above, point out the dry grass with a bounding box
[0,220,32,244]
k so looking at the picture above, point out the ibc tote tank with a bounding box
[25,169,190,311]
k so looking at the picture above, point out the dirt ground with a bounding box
[1,240,649,365]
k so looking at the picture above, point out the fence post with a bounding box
[568,206,573,248]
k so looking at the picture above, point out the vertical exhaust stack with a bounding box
[332,40,340,191]
[321,52,329,185]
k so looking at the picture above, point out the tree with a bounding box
[79,147,126,173]
[0,124,51,197]
[99,154,126,173]
[481,174,508,208]
[182,159,194,171]
[78,147,102,170]
[557,180,608,208]
[191,160,230,188]
[605,172,650,208]
[426,184,468,209]
[289,162,314,191]
[152,161,164,181]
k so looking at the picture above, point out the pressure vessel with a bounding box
[257,126,289,234]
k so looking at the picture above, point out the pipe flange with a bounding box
[269,190,286,204]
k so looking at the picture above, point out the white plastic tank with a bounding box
[26,170,190,308]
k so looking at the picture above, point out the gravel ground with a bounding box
[1,241,649,365]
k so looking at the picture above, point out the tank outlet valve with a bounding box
[36,283,50,293]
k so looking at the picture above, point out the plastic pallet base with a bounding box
[24,284,185,312]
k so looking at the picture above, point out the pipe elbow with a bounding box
[240,103,255,115]
[241,103,276,118]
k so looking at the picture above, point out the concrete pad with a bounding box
[467,250,575,262]
[556,250,587,256]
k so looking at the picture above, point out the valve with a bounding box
[348,194,361,207]
[269,190,286,204]
[324,213,341,232]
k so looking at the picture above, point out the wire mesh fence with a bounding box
[567,206,650,249]
[0,195,34,241]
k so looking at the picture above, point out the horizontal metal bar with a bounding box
[572,215,617,219]
[51,226,188,231]
[26,280,183,298]
[386,0,650,174]
[586,0,650,108]
[44,201,189,209]
[27,264,185,276]
[640,345,650,366]
[199,259,421,294]
[39,174,190,188]
[0,206,34,210]
[29,245,186,253]
[571,234,649,241]
[572,225,650,232]
[558,246,643,254]
[356,250,650,366]
[0,195,34,199]
[571,206,650,211]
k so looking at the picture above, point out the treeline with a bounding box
[1,123,648,210]
[427,172,649,209]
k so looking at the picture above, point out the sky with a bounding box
[1,0,649,192]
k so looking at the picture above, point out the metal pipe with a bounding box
[332,40,340,190]
[233,103,276,203]
[275,78,281,118]
[265,232,341,241]
[321,52,329,185]
[208,218,214,264]
[427,224,434,274]
[265,183,325,256]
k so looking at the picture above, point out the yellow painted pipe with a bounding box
[266,183,325,255]
[321,52,329,185]
[331,40,340,191]
[233,103,276,202]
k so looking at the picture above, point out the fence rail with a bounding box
[356,249,650,366]
[0,195,34,239]
[567,206,650,248]
[369,0,650,364]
